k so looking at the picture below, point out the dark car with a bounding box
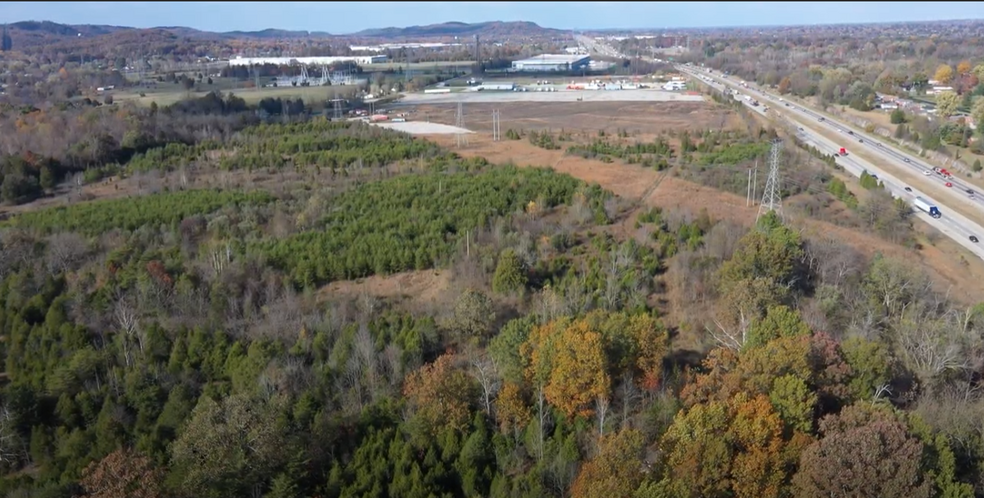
[971,235,980,243]
[904,186,912,192]
[967,189,976,196]
[859,139,864,143]
[848,130,854,135]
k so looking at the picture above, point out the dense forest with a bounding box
[1,92,984,498]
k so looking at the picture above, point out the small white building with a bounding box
[663,81,686,91]
[926,86,954,95]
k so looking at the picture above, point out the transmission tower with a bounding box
[330,98,343,120]
[405,48,412,83]
[492,109,501,141]
[455,102,468,148]
[757,140,784,221]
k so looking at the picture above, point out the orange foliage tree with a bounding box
[957,60,972,76]
[542,320,610,419]
[79,447,165,498]
[403,351,477,434]
[571,429,646,498]
[521,311,670,420]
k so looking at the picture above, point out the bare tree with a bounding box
[895,306,984,389]
[604,243,634,311]
[43,232,88,275]
[564,269,592,316]
[533,287,566,323]
[0,405,23,466]
[113,291,140,367]
[710,310,752,351]
[595,395,610,437]
[466,348,501,417]
[353,323,380,399]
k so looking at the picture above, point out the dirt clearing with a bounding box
[409,100,737,135]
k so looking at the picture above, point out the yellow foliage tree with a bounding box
[973,64,984,82]
[544,321,610,419]
[936,91,960,119]
[495,381,531,435]
[934,64,954,84]
[523,318,611,419]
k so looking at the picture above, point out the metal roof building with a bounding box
[228,55,387,66]
[511,54,591,72]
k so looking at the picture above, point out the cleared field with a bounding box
[408,100,735,135]
[400,89,705,104]
[373,121,473,135]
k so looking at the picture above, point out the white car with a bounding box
[922,170,932,176]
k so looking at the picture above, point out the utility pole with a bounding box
[746,168,752,207]
[405,48,411,83]
[757,140,784,221]
[455,101,468,148]
[752,166,757,207]
[492,109,501,141]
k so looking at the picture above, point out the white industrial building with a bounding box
[350,42,462,52]
[511,54,591,72]
[228,55,387,67]
[477,82,515,91]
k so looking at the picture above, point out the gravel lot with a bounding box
[373,121,473,135]
[399,89,705,104]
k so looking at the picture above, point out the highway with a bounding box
[677,65,984,260]
[679,65,984,214]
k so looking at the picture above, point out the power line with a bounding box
[758,139,784,221]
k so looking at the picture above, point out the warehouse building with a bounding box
[228,55,387,67]
[511,54,591,72]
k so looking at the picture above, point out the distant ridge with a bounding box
[2,19,563,47]
[348,21,562,38]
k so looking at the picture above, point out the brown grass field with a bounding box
[411,99,984,306]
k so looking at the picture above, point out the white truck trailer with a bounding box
[912,196,942,219]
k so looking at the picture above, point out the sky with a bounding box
[1,1,983,34]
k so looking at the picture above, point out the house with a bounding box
[926,86,954,95]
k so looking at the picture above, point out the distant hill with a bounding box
[352,21,564,39]
[0,19,563,56]
[3,21,334,48]
[9,20,129,37]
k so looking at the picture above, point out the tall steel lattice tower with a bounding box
[757,140,784,221]
[455,102,468,148]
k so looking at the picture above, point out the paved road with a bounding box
[680,65,984,214]
[677,65,984,260]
